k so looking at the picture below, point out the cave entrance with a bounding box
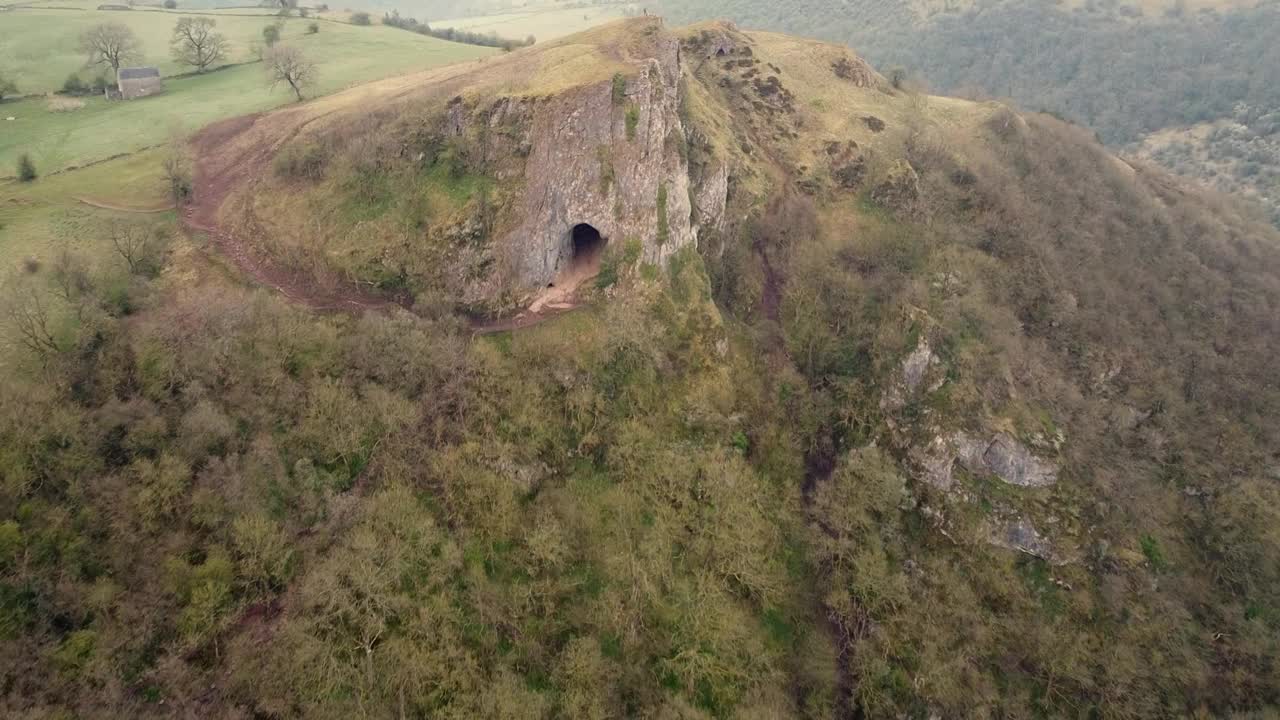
[570,223,607,270]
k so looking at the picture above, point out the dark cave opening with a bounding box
[571,223,607,267]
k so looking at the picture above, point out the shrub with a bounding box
[17,154,37,182]
[612,72,627,104]
[61,73,87,95]
[596,252,620,289]
[625,105,640,140]
[262,24,280,47]
[273,142,328,181]
[46,96,85,112]
[656,184,669,245]
[888,66,907,90]
[0,75,17,101]
[163,0,176,7]
[350,11,370,25]
[1140,534,1167,572]
[306,21,319,34]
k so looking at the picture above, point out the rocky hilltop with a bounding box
[200,19,715,312]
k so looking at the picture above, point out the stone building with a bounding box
[117,67,163,100]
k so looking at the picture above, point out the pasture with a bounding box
[0,13,494,175]
[2,4,288,93]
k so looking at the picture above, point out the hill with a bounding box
[2,16,1280,718]
[649,0,1280,226]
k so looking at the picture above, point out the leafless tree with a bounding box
[50,248,94,319]
[78,23,143,79]
[170,17,228,73]
[263,44,316,102]
[161,125,193,204]
[4,281,61,360]
[109,221,161,275]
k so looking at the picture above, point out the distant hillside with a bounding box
[650,0,1280,224]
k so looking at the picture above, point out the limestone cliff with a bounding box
[428,19,726,298]
[489,34,698,286]
[217,18,725,312]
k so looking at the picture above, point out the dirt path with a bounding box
[186,114,411,313]
[186,113,584,331]
[75,196,175,214]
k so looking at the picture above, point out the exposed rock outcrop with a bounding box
[989,517,1063,564]
[973,434,1059,488]
[831,54,878,88]
[693,161,729,234]
[881,336,945,413]
[871,158,922,216]
[495,35,698,287]
[914,431,1059,490]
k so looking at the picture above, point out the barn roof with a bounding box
[119,67,161,81]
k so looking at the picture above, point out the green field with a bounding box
[434,5,629,42]
[2,5,299,93]
[0,149,172,367]
[0,149,169,270]
[0,2,496,369]
[0,14,494,176]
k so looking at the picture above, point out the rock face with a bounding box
[915,431,1059,490]
[692,161,729,235]
[881,336,944,413]
[973,434,1059,488]
[495,34,699,288]
[990,517,1061,563]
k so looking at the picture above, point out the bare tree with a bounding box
[4,281,61,360]
[78,23,143,79]
[170,17,228,73]
[161,125,193,204]
[50,247,94,314]
[263,45,316,102]
[108,221,163,276]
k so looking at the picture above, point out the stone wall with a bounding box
[120,76,163,101]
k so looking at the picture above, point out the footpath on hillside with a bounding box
[185,114,585,332]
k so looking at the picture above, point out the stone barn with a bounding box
[117,67,163,100]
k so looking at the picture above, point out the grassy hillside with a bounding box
[0,15,493,176]
[650,0,1280,227]
[0,151,174,365]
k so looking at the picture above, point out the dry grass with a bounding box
[202,17,661,154]
[45,95,85,113]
